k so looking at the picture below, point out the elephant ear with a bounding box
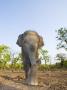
[16,34,24,47]
[38,36,44,48]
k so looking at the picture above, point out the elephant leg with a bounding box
[26,65,38,85]
[24,66,29,79]
[23,53,31,81]
[29,65,38,85]
[24,63,31,80]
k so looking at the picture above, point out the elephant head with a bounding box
[16,31,44,85]
[17,31,44,48]
[16,34,24,47]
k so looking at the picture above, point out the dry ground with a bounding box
[0,69,67,90]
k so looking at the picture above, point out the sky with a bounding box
[0,0,67,63]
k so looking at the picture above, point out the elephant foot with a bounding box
[26,79,38,86]
[28,82,38,86]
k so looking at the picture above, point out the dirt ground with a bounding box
[0,69,67,90]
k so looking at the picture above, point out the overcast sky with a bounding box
[0,0,67,63]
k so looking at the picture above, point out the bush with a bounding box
[38,64,63,71]
[38,64,50,71]
[63,60,67,68]
[9,63,23,70]
[49,64,58,70]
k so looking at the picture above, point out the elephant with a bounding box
[16,30,44,85]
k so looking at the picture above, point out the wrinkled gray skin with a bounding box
[16,31,44,85]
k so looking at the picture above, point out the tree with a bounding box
[10,52,22,70]
[39,48,50,64]
[56,28,67,50]
[56,53,66,67]
[0,44,10,69]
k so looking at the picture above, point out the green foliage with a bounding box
[55,61,67,69]
[38,64,50,71]
[0,44,9,53]
[0,44,24,70]
[9,52,23,70]
[63,60,67,68]
[38,61,67,71]
[56,28,67,50]
[56,53,67,67]
[0,44,11,69]
[10,63,23,70]
[39,48,50,64]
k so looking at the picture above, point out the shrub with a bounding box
[38,64,50,71]
[64,60,67,68]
